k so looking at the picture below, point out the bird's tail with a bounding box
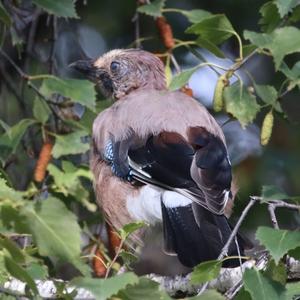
[161,198,246,268]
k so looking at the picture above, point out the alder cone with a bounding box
[156,16,175,49]
[107,223,122,256]
[93,248,107,277]
[34,142,53,182]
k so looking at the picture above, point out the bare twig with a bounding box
[105,238,125,279]
[198,196,257,295]
[49,16,58,74]
[268,203,279,229]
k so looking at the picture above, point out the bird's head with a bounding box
[70,49,166,100]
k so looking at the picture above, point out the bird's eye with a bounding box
[110,61,120,72]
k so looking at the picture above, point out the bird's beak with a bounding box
[69,59,97,79]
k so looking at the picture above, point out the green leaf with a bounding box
[0,178,23,202]
[120,221,146,240]
[137,0,165,17]
[195,37,225,58]
[0,2,11,26]
[40,77,96,111]
[0,119,36,153]
[71,273,139,300]
[244,27,300,70]
[285,282,300,300]
[52,130,89,158]
[242,44,257,57]
[188,290,225,300]
[26,262,48,280]
[117,277,171,300]
[280,61,300,81]
[274,0,300,17]
[261,185,288,202]
[186,14,236,45]
[180,9,212,23]
[256,226,300,264]
[33,97,51,124]
[255,84,282,112]
[223,82,260,128]
[169,67,198,91]
[264,259,287,285]
[243,268,286,300]
[21,197,89,276]
[4,255,38,295]
[255,85,278,104]
[259,2,281,32]
[32,0,78,18]
[0,235,25,264]
[234,288,252,300]
[191,260,222,284]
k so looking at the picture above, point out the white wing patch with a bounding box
[126,185,162,224]
[162,191,192,208]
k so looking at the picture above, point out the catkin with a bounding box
[213,74,228,112]
[34,142,53,182]
[93,248,107,277]
[261,110,274,146]
[156,16,175,49]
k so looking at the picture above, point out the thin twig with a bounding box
[132,9,141,49]
[170,54,181,73]
[198,196,257,295]
[268,204,279,229]
[49,16,58,74]
[105,238,125,279]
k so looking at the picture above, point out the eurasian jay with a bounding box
[71,49,245,268]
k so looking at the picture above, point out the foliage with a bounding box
[0,0,299,299]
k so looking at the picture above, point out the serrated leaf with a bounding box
[261,185,288,202]
[0,119,36,154]
[255,84,278,104]
[181,9,212,23]
[0,235,25,264]
[243,268,285,300]
[32,0,78,18]
[256,226,300,264]
[21,197,89,276]
[169,67,197,91]
[242,44,257,57]
[244,27,300,70]
[40,77,96,111]
[223,83,260,128]
[26,262,48,280]
[285,282,300,300]
[188,290,225,300]
[120,221,146,240]
[259,2,281,32]
[196,37,225,58]
[0,178,23,202]
[191,260,222,284]
[71,273,139,300]
[234,288,252,300]
[137,0,165,17]
[4,255,38,295]
[0,2,11,26]
[186,14,236,45]
[33,97,51,124]
[274,0,300,17]
[264,259,287,285]
[52,131,89,158]
[279,61,300,80]
[117,277,171,300]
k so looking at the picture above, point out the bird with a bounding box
[70,49,246,268]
